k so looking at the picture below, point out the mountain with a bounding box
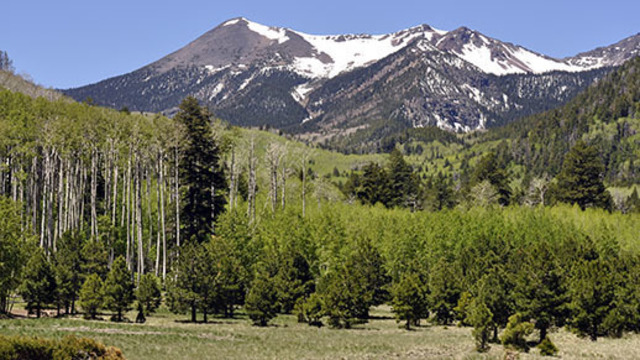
[62,18,640,144]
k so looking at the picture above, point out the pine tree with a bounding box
[387,148,421,209]
[391,273,428,330]
[103,256,134,322]
[81,240,109,280]
[176,96,227,243]
[54,232,84,314]
[569,258,617,341]
[136,274,162,316]
[471,152,511,206]
[245,270,279,326]
[166,243,205,322]
[513,242,569,343]
[79,274,104,320]
[469,298,493,352]
[20,249,57,318]
[554,140,612,210]
[501,313,534,352]
[429,258,461,325]
[0,197,27,314]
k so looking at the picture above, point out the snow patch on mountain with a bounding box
[290,27,445,78]
[245,20,290,44]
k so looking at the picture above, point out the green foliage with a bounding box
[102,256,134,322]
[79,274,103,320]
[0,197,28,314]
[553,140,612,210]
[81,240,109,280]
[0,334,125,360]
[537,336,559,356]
[569,258,617,341]
[454,291,473,326]
[301,293,324,327]
[429,258,461,325]
[513,241,569,342]
[54,232,83,315]
[176,96,227,243]
[20,248,56,318]
[203,235,249,318]
[391,273,428,330]
[245,270,279,326]
[166,243,204,322]
[468,298,493,352]
[501,313,534,352]
[470,152,511,206]
[136,274,162,316]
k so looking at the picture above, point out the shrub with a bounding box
[537,336,558,356]
[0,334,125,360]
[501,313,534,352]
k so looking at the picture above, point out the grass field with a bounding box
[3,305,640,359]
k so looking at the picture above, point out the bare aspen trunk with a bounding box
[247,138,256,224]
[90,148,98,239]
[146,167,153,261]
[40,149,50,249]
[228,148,236,210]
[174,147,180,247]
[125,149,132,271]
[112,161,119,225]
[136,155,144,284]
[159,152,167,281]
[79,164,86,232]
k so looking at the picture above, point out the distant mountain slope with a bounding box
[62,18,640,142]
[487,56,640,184]
[0,70,65,101]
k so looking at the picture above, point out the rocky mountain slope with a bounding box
[63,18,639,142]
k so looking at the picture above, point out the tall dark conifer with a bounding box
[554,140,612,210]
[175,96,227,243]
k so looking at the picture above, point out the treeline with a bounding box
[340,139,639,213]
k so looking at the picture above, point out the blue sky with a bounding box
[1,0,638,89]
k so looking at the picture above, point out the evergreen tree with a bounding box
[274,251,313,314]
[554,140,612,210]
[387,148,421,209]
[469,298,493,352]
[102,256,134,322]
[569,258,617,341]
[358,162,390,207]
[205,236,250,318]
[426,173,456,211]
[0,197,28,314]
[513,242,569,343]
[79,274,103,320]
[501,313,534,352]
[136,274,162,316]
[471,152,511,206]
[429,258,461,325]
[391,273,428,330]
[20,249,57,318]
[301,293,324,327]
[176,96,227,243]
[81,240,108,280]
[245,270,279,326]
[54,232,84,314]
[477,265,514,341]
[166,243,206,322]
